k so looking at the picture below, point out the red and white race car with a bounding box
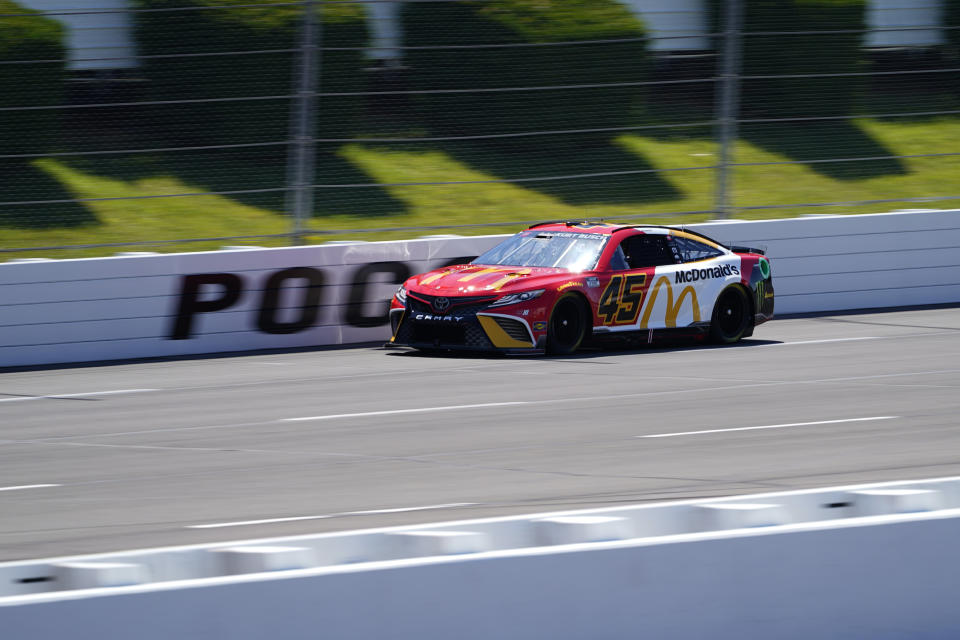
[388,221,774,354]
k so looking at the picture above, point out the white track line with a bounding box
[49,370,956,439]
[0,484,61,492]
[189,503,477,529]
[639,416,899,439]
[284,403,528,422]
[0,389,157,403]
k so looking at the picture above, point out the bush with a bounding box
[133,0,368,146]
[712,0,867,117]
[402,0,649,146]
[0,0,66,154]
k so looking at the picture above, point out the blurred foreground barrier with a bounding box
[2,209,958,367]
[2,477,960,639]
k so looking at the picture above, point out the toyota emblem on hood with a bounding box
[433,297,451,312]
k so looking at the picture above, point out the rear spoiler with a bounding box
[729,245,765,256]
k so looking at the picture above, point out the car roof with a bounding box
[526,221,722,244]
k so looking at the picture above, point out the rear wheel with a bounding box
[709,286,751,344]
[546,294,588,355]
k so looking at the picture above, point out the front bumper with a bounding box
[388,295,544,353]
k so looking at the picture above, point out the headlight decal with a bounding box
[488,289,545,308]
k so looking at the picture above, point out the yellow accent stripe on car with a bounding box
[419,271,448,286]
[487,268,532,291]
[478,315,534,349]
[670,229,722,250]
[389,310,406,342]
[457,267,501,283]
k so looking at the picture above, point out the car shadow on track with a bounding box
[382,338,784,360]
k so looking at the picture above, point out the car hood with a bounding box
[407,264,570,295]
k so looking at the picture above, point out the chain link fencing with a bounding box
[1,0,959,259]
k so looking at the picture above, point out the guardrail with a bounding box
[2,476,960,638]
[2,209,959,368]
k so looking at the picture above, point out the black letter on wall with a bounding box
[345,261,411,328]
[257,267,325,334]
[169,273,243,340]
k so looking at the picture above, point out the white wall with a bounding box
[13,0,949,73]
[621,0,948,51]
[16,0,137,71]
[690,210,960,314]
[866,0,945,48]
[2,210,959,368]
[3,477,960,638]
[0,236,497,367]
[2,512,960,640]
[3,475,959,596]
[620,0,710,51]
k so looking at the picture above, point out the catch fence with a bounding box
[1,0,959,258]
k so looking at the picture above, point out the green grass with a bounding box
[0,159,292,260]
[1,116,959,261]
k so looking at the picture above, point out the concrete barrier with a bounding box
[533,515,633,544]
[3,476,960,639]
[2,209,958,367]
[2,482,960,638]
[213,546,315,575]
[688,209,960,315]
[52,562,146,590]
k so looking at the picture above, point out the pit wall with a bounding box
[2,477,960,639]
[2,209,958,368]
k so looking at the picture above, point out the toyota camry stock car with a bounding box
[387,221,774,355]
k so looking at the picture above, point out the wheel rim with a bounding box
[716,290,746,338]
[551,300,583,350]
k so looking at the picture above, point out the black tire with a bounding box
[546,294,588,355]
[709,286,751,344]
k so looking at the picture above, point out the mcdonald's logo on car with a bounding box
[640,276,701,329]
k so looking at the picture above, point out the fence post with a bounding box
[287,0,321,245]
[714,0,743,220]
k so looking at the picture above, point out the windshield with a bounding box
[472,231,607,272]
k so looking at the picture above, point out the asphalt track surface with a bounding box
[2,306,959,561]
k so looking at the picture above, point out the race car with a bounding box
[387,221,773,354]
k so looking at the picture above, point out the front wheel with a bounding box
[709,286,751,344]
[546,294,588,355]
